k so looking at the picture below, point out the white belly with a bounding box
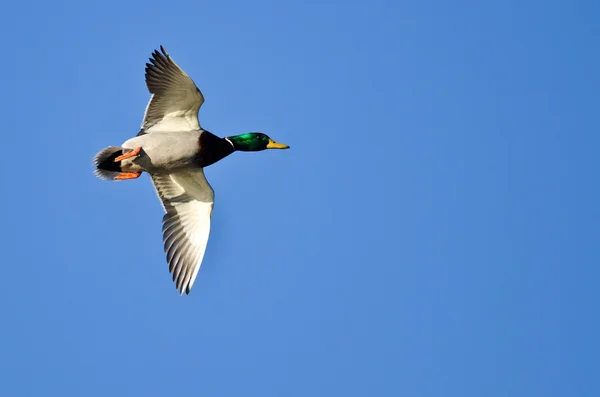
[120,131,201,173]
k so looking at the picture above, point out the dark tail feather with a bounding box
[93,146,124,180]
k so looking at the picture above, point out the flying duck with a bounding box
[93,46,289,295]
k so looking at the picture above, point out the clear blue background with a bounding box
[1,0,599,396]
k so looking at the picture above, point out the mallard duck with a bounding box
[93,46,289,295]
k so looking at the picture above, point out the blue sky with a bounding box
[2,0,599,396]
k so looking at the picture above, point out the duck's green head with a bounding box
[227,133,290,152]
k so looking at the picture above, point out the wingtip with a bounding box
[148,46,170,68]
[174,281,192,296]
[178,284,191,296]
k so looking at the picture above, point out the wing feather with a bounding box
[141,46,205,133]
[151,169,214,295]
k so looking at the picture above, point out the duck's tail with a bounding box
[93,146,125,180]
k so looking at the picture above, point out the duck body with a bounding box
[115,129,234,174]
[93,46,288,295]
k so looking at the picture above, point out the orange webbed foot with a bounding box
[114,147,142,162]
[114,172,142,180]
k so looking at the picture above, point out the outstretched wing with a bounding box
[151,169,214,295]
[141,46,205,133]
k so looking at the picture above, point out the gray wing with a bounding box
[151,169,214,295]
[141,46,205,133]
